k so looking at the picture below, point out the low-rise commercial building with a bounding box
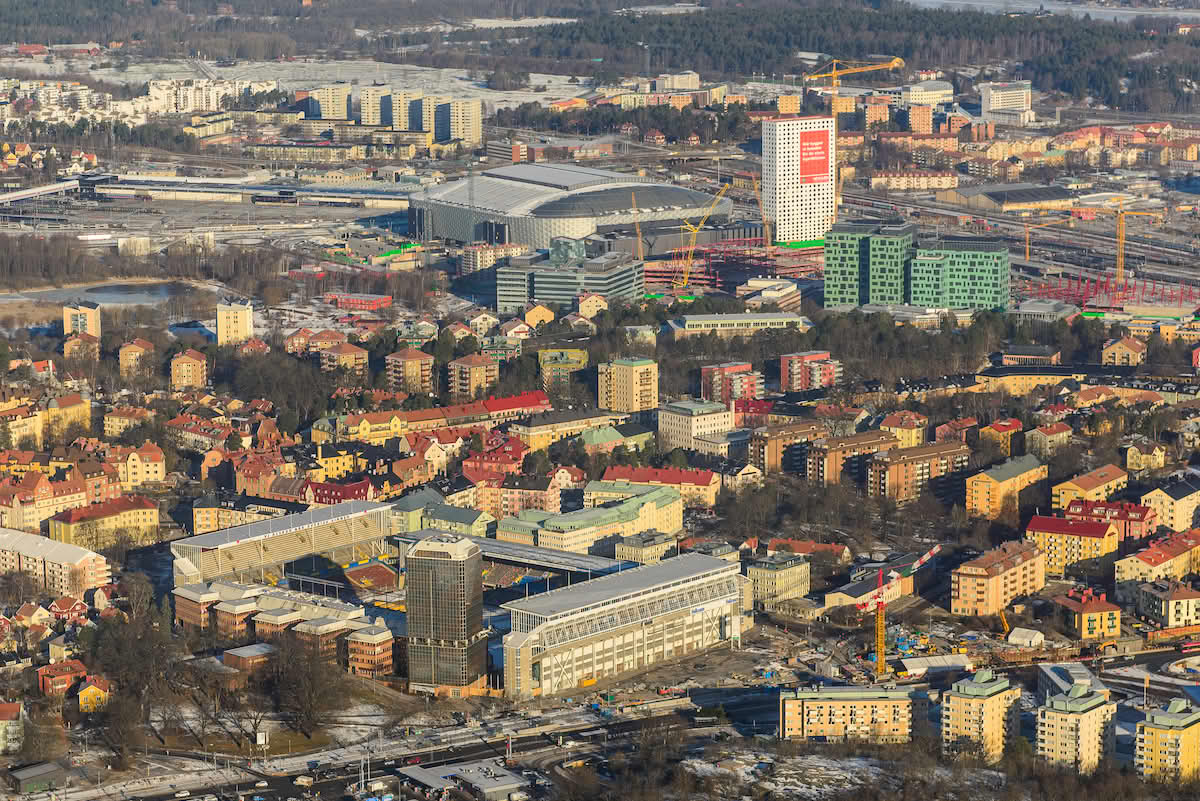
[509,409,627,451]
[950,540,1045,616]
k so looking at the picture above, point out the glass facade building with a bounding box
[405,534,488,691]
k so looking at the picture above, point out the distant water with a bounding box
[11,281,195,306]
[907,0,1200,22]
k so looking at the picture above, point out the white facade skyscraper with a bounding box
[761,116,836,245]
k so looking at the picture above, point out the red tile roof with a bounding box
[52,494,156,524]
[603,465,716,487]
[1026,515,1114,539]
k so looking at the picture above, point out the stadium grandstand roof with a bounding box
[502,553,736,619]
[392,529,632,574]
[176,500,390,549]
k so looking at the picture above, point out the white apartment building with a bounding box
[979,81,1034,126]
[761,116,837,244]
[657,399,734,452]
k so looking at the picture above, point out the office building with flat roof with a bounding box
[405,533,488,695]
[501,553,746,697]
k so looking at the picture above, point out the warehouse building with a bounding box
[501,553,749,697]
[409,162,731,250]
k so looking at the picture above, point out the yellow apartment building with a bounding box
[216,300,253,346]
[879,410,928,448]
[779,686,924,743]
[63,301,101,337]
[170,349,208,391]
[1052,464,1127,511]
[966,455,1047,520]
[1025,516,1118,578]
[746,552,810,610]
[950,540,1045,616]
[941,669,1021,763]
[1053,588,1120,640]
[597,358,659,413]
[1036,684,1115,775]
[1136,699,1200,781]
[1141,479,1200,532]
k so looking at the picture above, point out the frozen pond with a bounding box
[1,281,196,306]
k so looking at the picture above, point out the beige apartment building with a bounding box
[806,431,899,486]
[385,348,435,394]
[614,531,676,565]
[1036,684,1116,775]
[1137,580,1200,629]
[447,354,499,400]
[941,669,1021,763]
[746,553,810,611]
[866,440,970,503]
[657,400,733,452]
[779,686,925,743]
[170,349,208,391]
[749,421,828,474]
[216,300,253,346]
[63,301,101,337]
[118,338,155,378]
[1114,530,1200,601]
[310,83,352,119]
[597,358,659,413]
[951,540,1046,616]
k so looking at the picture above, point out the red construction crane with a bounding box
[856,544,941,678]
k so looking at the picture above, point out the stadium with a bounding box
[407,163,734,250]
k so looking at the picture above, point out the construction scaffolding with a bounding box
[645,237,824,292]
[1018,275,1200,308]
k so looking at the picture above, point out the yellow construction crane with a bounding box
[752,177,772,252]
[1000,609,1011,637]
[631,191,644,261]
[803,57,905,224]
[672,183,728,288]
[1024,216,1075,260]
[857,544,940,678]
[1087,200,1164,284]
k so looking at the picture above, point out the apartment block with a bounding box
[1036,684,1115,775]
[1136,699,1200,781]
[1141,479,1200,532]
[749,421,828,474]
[779,686,925,743]
[879,410,928,448]
[966,455,1048,520]
[657,400,733,452]
[980,418,1024,457]
[941,669,1021,763]
[459,242,529,275]
[1053,588,1120,640]
[950,540,1045,616]
[780,351,842,392]
[447,354,499,400]
[62,302,101,337]
[1025,516,1118,578]
[384,348,435,395]
[1027,422,1071,460]
[359,85,392,127]
[170,349,208,391]
[1137,580,1200,629]
[0,529,109,597]
[746,552,810,611]
[118,338,155,378]
[48,495,159,551]
[700,362,763,404]
[597,358,658,413]
[807,431,898,486]
[1101,336,1147,366]
[1115,530,1200,601]
[215,300,253,346]
[309,83,352,119]
[1063,500,1156,542]
[1053,464,1128,511]
[866,440,969,503]
[761,115,836,244]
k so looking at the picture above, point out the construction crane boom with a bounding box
[857,544,941,678]
[1024,216,1074,260]
[752,177,771,251]
[672,183,728,288]
[631,192,644,261]
[1086,201,1163,284]
[802,57,904,227]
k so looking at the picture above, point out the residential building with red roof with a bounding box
[49,494,158,551]
[601,465,721,508]
[934,416,977,443]
[1053,588,1120,640]
[1138,579,1200,629]
[879,410,929,449]
[765,538,852,564]
[1053,464,1128,511]
[1102,336,1147,366]
[950,540,1045,616]
[1115,530,1200,600]
[37,659,87,695]
[170,349,208,391]
[1027,421,1072,460]
[981,418,1024,457]
[1025,515,1119,578]
[1063,499,1156,543]
[47,596,87,624]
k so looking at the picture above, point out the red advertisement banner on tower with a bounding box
[798,130,830,184]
